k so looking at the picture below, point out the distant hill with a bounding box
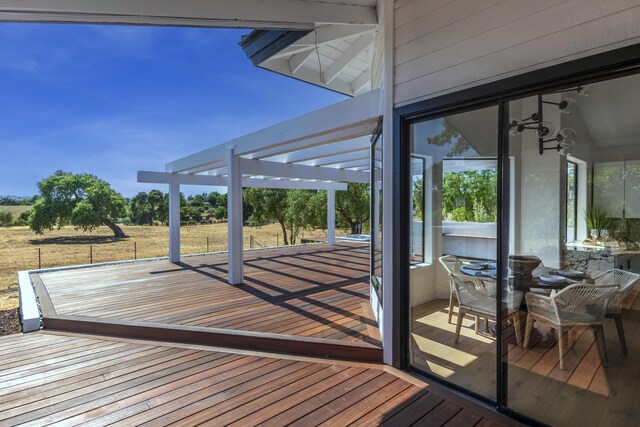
[0,195,33,200]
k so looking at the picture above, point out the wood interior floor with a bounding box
[36,243,380,346]
[0,331,516,426]
[411,283,640,426]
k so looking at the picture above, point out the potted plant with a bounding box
[584,205,611,244]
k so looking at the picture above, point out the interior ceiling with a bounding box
[447,107,498,157]
[572,74,640,148]
[444,73,640,152]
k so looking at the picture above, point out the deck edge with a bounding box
[43,314,384,364]
[17,270,40,332]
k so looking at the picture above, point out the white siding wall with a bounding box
[393,0,640,106]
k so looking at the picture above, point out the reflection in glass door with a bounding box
[408,105,499,401]
[503,73,640,426]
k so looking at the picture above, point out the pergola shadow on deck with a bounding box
[30,242,382,363]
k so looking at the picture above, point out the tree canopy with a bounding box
[244,188,326,245]
[336,183,370,234]
[29,171,127,237]
[442,170,497,223]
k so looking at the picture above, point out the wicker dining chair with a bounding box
[523,283,618,370]
[439,255,464,324]
[451,274,524,345]
[592,269,640,354]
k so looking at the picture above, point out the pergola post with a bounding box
[327,189,336,245]
[227,147,244,284]
[168,182,181,263]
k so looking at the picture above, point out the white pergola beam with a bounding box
[296,151,368,167]
[166,89,380,173]
[0,1,377,28]
[243,178,347,191]
[268,24,377,59]
[318,158,370,170]
[243,122,374,161]
[183,123,374,174]
[323,33,374,84]
[138,171,348,191]
[239,158,368,183]
[261,136,371,164]
[227,148,243,285]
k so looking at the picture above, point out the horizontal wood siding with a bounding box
[394,0,640,106]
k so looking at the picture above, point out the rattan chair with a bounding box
[592,269,640,354]
[439,255,463,324]
[452,274,524,345]
[524,283,618,369]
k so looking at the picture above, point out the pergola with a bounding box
[139,89,381,284]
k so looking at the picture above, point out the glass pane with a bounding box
[409,105,499,401]
[371,127,383,301]
[504,73,640,426]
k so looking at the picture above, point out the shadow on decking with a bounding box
[32,243,382,362]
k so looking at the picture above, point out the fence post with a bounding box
[250,235,253,249]
[276,233,279,246]
[134,241,137,260]
[38,248,41,269]
[89,245,93,264]
[207,237,209,253]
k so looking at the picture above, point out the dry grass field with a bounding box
[0,205,31,216]
[0,222,332,310]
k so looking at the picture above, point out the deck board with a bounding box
[0,332,515,426]
[36,243,379,346]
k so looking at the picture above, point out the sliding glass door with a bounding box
[502,71,640,427]
[401,68,640,426]
[407,105,499,402]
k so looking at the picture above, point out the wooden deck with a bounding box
[411,282,640,427]
[0,331,515,426]
[32,243,382,362]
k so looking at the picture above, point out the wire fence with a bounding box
[0,230,328,302]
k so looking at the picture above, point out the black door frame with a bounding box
[393,42,640,426]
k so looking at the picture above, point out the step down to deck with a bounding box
[42,315,383,363]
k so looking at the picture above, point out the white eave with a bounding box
[257,23,378,96]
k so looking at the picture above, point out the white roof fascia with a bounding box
[0,0,377,28]
[166,89,380,173]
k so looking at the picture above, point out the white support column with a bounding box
[227,147,244,284]
[381,0,396,367]
[168,182,181,263]
[327,189,336,245]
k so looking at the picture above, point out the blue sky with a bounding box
[0,24,346,198]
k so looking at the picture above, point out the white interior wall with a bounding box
[393,0,640,107]
[518,96,563,268]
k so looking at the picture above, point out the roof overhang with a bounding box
[0,0,377,29]
[241,24,378,96]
